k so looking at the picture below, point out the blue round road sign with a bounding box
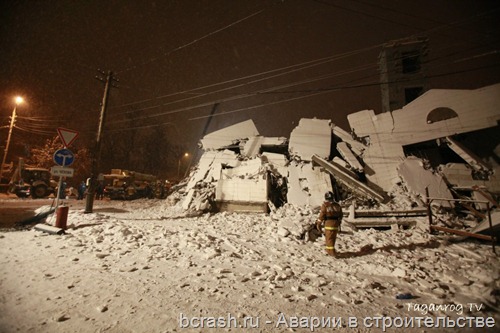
[53,148,75,166]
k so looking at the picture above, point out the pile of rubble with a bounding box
[172,84,500,236]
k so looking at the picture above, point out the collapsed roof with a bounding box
[180,84,500,223]
[347,83,500,192]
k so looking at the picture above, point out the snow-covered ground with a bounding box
[0,199,498,332]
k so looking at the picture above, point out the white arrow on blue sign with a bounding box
[53,148,75,166]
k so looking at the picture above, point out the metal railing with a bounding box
[425,188,497,254]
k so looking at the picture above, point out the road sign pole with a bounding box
[54,155,67,209]
[55,176,63,209]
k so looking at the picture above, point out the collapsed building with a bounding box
[178,84,500,236]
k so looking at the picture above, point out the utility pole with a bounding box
[85,70,117,213]
[1,98,22,179]
[0,107,16,178]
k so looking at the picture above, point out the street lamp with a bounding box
[1,96,23,179]
[177,152,189,179]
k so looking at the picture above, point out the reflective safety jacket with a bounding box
[318,201,343,223]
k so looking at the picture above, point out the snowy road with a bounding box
[0,199,498,332]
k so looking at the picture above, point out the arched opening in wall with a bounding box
[426,107,458,124]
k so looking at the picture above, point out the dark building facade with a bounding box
[379,37,429,113]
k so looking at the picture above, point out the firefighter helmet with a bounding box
[325,191,334,201]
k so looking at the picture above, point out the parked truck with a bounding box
[7,160,57,198]
[102,169,158,200]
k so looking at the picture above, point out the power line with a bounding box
[14,125,55,136]
[43,3,500,132]
[10,62,499,136]
[105,122,174,132]
[58,36,499,131]
[110,44,381,112]
[311,0,437,32]
[106,40,497,128]
[107,4,499,120]
[187,63,500,121]
[104,60,498,130]
[117,7,267,74]
[106,58,380,123]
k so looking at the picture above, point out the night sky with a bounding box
[1,0,499,177]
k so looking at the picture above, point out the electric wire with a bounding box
[188,63,500,121]
[312,0,429,32]
[14,125,56,136]
[28,3,500,133]
[59,37,500,131]
[105,40,498,127]
[95,60,499,133]
[117,7,267,74]
[106,59,380,121]
[351,0,500,43]
[110,44,382,111]
[105,6,500,126]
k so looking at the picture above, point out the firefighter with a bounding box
[316,191,343,257]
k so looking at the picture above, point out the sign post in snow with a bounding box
[53,128,78,209]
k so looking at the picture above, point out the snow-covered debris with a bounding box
[261,152,288,176]
[200,119,259,150]
[440,163,500,194]
[286,162,331,208]
[336,141,364,172]
[289,118,331,161]
[347,84,500,192]
[241,136,287,158]
[312,154,386,203]
[216,159,268,212]
[2,199,499,333]
[397,156,454,208]
[178,84,500,219]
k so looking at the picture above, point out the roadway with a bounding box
[0,194,112,229]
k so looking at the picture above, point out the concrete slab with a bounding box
[200,119,259,150]
[289,118,331,161]
[397,156,454,208]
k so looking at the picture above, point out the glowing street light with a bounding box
[177,152,189,179]
[1,96,24,178]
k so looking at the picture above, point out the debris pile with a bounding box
[173,84,500,236]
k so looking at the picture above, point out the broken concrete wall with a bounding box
[312,154,386,202]
[440,163,500,194]
[336,141,364,172]
[216,176,268,212]
[220,158,262,179]
[183,150,239,210]
[347,84,500,191]
[185,150,238,191]
[289,118,331,161]
[241,136,287,158]
[180,84,500,215]
[200,119,259,150]
[332,125,366,156]
[261,152,288,176]
[397,156,454,207]
[286,162,331,207]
